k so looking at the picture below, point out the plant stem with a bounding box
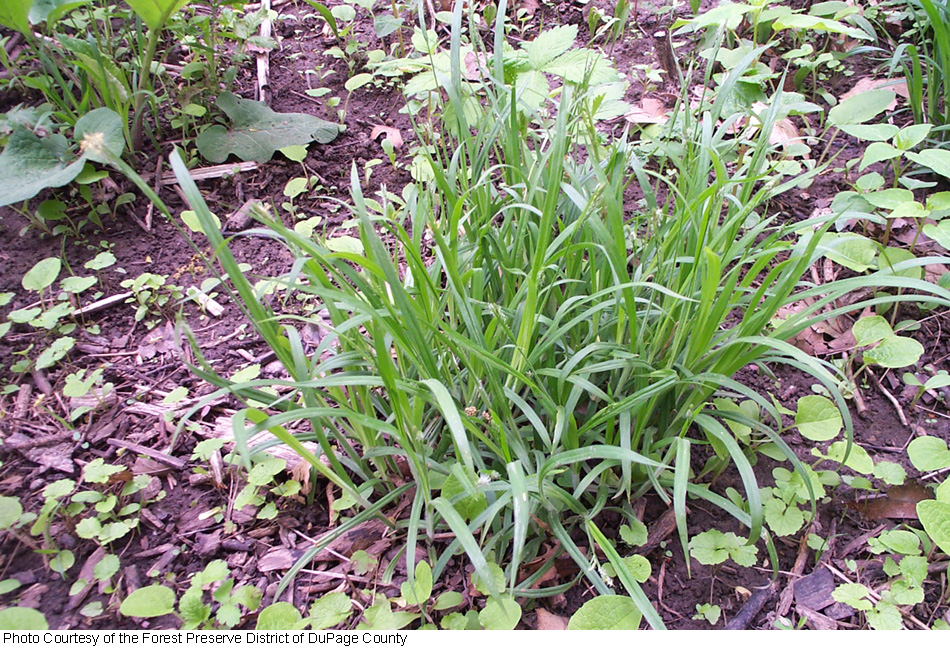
[131,27,162,151]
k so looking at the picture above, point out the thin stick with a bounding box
[106,438,187,470]
[868,369,909,427]
[256,0,272,102]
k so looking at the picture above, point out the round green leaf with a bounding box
[0,496,22,530]
[907,436,950,472]
[917,500,950,556]
[22,257,61,292]
[478,595,521,630]
[0,607,48,630]
[852,315,893,347]
[568,595,642,630]
[256,602,302,630]
[400,560,433,606]
[795,395,842,441]
[120,585,176,618]
[864,335,924,368]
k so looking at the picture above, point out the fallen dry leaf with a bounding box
[847,481,933,520]
[840,77,909,112]
[624,97,670,125]
[517,0,539,16]
[536,608,569,630]
[370,124,403,148]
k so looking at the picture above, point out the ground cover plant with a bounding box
[0,0,949,631]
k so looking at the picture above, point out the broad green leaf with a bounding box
[567,595,642,630]
[837,124,898,141]
[400,560,433,606]
[196,92,339,163]
[324,235,364,254]
[0,607,48,630]
[907,149,950,180]
[827,89,895,126]
[907,437,950,471]
[61,275,98,294]
[309,592,352,630]
[895,124,932,150]
[870,529,920,555]
[819,441,874,474]
[771,13,869,39]
[859,142,901,171]
[433,592,463,611]
[818,233,877,271]
[441,467,487,523]
[917,500,950,555]
[123,0,190,31]
[688,529,730,565]
[120,585,176,618]
[256,602,302,630]
[344,73,373,92]
[85,252,117,270]
[0,0,32,35]
[0,130,87,207]
[478,595,521,630]
[0,497,22,530]
[30,0,90,26]
[22,258,61,292]
[877,247,921,280]
[864,188,914,210]
[852,315,893,347]
[795,395,842,441]
[181,209,221,234]
[923,220,950,250]
[471,562,505,597]
[863,336,924,368]
[73,108,126,164]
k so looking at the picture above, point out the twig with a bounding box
[71,291,134,318]
[868,369,909,426]
[160,161,258,185]
[724,581,777,629]
[1,430,74,452]
[106,438,187,470]
[256,0,272,102]
[776,527,812,618]
[146,156,161,231]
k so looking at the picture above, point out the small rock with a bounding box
[195,530,222,557]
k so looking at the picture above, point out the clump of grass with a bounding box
[172,9,950,627]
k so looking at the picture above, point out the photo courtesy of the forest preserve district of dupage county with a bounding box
[1,0,950,634]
